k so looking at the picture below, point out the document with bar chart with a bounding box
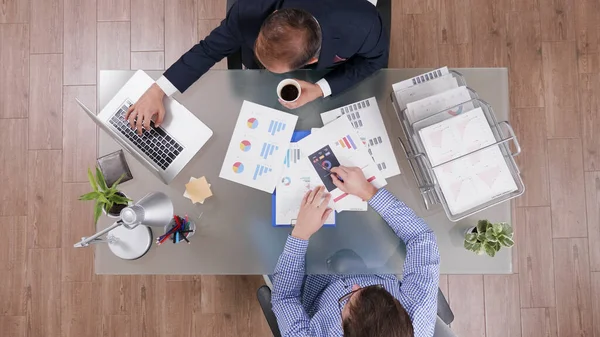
[219,101,298,193]
[275,132,335,226]
[297,116,387,212]
[320,97,401,179]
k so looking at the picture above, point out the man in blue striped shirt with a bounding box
[271,166,440,337]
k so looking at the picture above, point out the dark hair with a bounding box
[343,286,414,337]
[255,9,322,70]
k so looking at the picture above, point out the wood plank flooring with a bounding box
[0,0,599,336]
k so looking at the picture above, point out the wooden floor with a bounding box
[0,0,599,336]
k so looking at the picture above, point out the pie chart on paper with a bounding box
[240,140,252,152]
[247,118,259,129]
[232,162,244,173]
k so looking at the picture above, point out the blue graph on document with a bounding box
[253,164,272,180]
[267,120,286,136]
[259,143,279,159]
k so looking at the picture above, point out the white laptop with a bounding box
[77,70,213,184]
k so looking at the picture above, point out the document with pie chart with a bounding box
[297,116,387,212]
[219,100,298,193]
[418,107,518,215]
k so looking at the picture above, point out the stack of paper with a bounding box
[320,97,401,179]
[418,108,518,215]
[275,140,335,225]
[297,117,387,212]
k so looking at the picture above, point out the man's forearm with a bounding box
[271,235,312,335]
[368,188,433,244]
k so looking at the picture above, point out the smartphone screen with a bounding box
[309,145,341,191]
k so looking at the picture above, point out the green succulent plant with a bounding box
[78,167,131,224]
[464,220,514,257]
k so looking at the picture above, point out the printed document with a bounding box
[275,142,335,225]
[418,108,517,215]
[393,74,459,110]
[406,86,474,126]
[297,117,387,212]
[320,97,401,179]
[219,101,298,193]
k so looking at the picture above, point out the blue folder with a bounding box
[272,130,335,227]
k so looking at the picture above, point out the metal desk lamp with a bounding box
[74,192,174,260]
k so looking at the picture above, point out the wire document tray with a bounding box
[391,80,525,221]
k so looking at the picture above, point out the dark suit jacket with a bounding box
[163,0,389,96]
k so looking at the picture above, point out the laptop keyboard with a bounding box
[109,100,184,170]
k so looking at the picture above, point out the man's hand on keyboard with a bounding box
[126,83,166,135]
[330,166,378,201]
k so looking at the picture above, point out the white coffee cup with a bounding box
[277,79,301,103]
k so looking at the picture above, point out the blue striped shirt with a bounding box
[271,188,440,336]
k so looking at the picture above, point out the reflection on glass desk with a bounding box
[95,68,513,275]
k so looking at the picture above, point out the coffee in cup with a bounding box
[277,79,301,102]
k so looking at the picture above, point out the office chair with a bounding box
[225,0,392,69]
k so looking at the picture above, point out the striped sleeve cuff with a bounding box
[283,235,309,255]
[368,188,398,214]
[156,75,179,97]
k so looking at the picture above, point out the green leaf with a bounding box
[96,167,108,191]
[477,220,488,234]
[492,223,503,235]
[110,173,126,189]
[465,233,478,243]
[93,201,103,224]
[494,241,501,251]
[464,241,474,251]
[485,230,498,242]
[498,235,514,248]
[110,195,130,205]
[484,243,496,257]
[477,233,486,243]
[79,191,100,201]
[501,222,513,236]
[105,201,114,214]
[97,194,109,204]
[87,168,98,192]
[472,243,482,254]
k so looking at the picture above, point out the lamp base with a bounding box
[107,224,153,260]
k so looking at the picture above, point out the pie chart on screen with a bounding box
[321,160,332,170]
[232,162,244,173]
[247,118,259,129]
[240,140,251,152]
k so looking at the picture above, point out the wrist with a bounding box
[313,83,324,98]
[151,83,166,98]
[291,228,311,241]
[358,185,378,201]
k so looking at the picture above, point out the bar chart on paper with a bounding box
[268,120,287,136]
[335,135,358,150]
[284,148,302,168]
[220,100,298,193]
[253,164,273,180]
[260,143,279,159]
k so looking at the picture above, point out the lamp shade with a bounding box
[120,192,173,229]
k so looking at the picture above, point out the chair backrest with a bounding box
[434,317,458,337]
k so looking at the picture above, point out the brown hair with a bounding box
[343,286,414,337]
[254,9,322,70]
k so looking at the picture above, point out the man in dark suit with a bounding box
[126,0,389,134]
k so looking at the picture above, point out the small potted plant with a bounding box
[79,167,132,223]
[464,220,514,257]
